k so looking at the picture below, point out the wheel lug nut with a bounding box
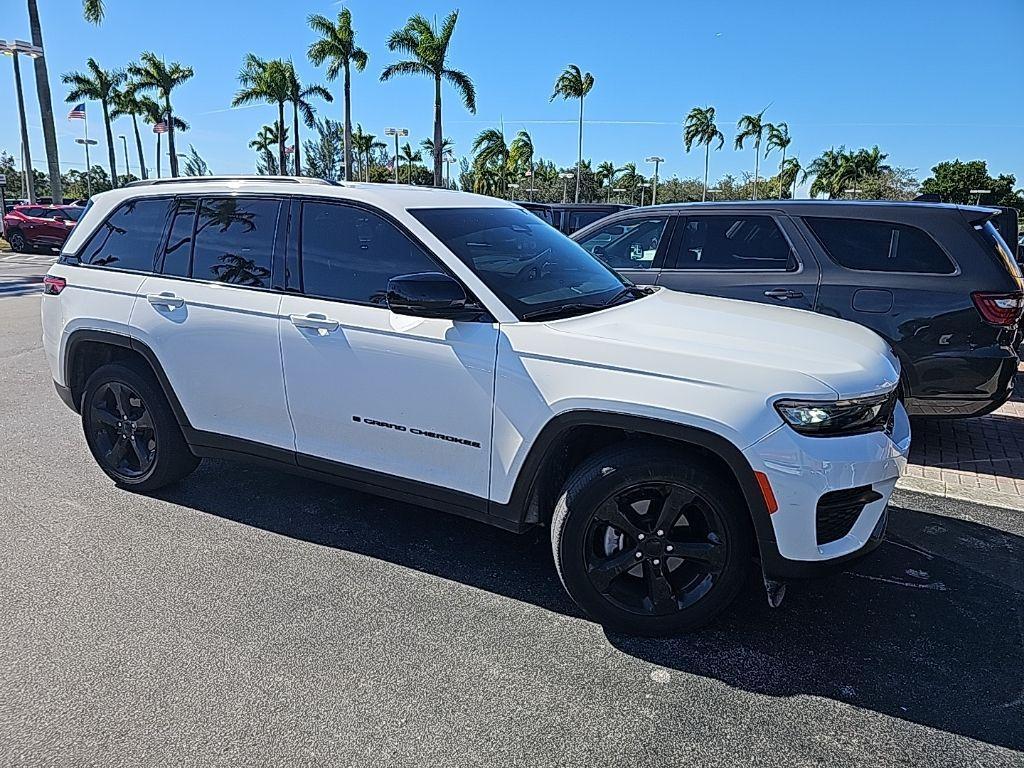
[635,552,643,559]
[666,545,674,552]
[656,529,664,536]
[653,559,661,565]
[637,534,645,540]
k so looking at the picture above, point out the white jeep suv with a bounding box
[42,177,910,634]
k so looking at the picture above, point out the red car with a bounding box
[2,204,84,253]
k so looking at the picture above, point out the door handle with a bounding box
[289,313,340,332]
[763,288,804,300]
[146,292,184,309]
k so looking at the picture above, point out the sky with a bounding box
[2,0,1022,195]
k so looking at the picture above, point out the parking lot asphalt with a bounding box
[1,277,1023,767]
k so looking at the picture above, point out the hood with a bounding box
[527,288,900,400]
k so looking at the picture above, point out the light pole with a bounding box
[969,188,992,206]
[645,155,664,205]
[523,170,535,201]
[443,152,457,189]
[559,171,574,203]
[613,187,626,204]
[118,134,130,182]
[639,182,652,207]
[707,187,722,202]
[507,182,520,201]
[384,127,408,185]
[75,138,98,198]
[1,39,43,203]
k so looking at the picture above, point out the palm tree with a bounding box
[472,127,509,196]
[284,61,332,176]
[137,95,187,179]
[734,109,772,200]
[764,122,792,199]
[350,124,384,181]
[82,0,104,22]
[804,147,846,199]
[307,9,367,182]
[128,53,194,178]
[596,161,620,202]
[26,0,63,200]
[550,64,595,204]
[421,136,454,157]
[249,124,289,174]
[399,142,423,183]
[683,106,725,202]
[232,55,290,175]
[381,10,476,187]
[508,130,535,199]
[111,87,149,180]
[62,59,126,187]
[779,157,801,199]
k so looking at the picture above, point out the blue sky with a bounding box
[2,0,1022,193]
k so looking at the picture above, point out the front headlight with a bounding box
[774,393,896,437]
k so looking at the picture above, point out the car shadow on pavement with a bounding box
[0,275,43,298]
[157,460,1024,752]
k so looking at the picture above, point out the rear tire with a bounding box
[81,362,199,491]
[7,230,26,252]
[551,444,753,636]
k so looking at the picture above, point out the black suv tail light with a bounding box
[42,275,66,295]
[972,291,1023,326]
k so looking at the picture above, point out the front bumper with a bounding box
[743,401,911,579]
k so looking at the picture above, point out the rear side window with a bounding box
[190,198,280,288]
[160,199,197,277]
[79,198,172,272]
[671,215,793,271]
[805,217,955,274]
[300,201,440,304]
[568,210,610,232]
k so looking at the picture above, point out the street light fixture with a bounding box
[645,155,664,205]
[1,39,44,204]
[559,171,574,203]
[507,182,520,201]
[523,169,536,201]
[707,187,722,201]
[443,152,458,188]
[384,127,408,185]
[75,137,98,198]
[639,182,652,207]
[969,188,992,205]
[613,186,626,204]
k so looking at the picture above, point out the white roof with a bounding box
[96,177,515,211]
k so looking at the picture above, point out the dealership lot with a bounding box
[1,267,1022,765]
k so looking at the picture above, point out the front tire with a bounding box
[551,444,753,636]
[7,230,27,252]
[81,362,199,491]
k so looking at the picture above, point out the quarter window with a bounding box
[671,215,793,270]
[300,202,440,305]
[804,217,955,274]
[79,198,172,272]
[576,216,669,270]
[161,198,197,277]
[191,198,280,288]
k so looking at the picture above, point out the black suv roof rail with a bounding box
[123,175,340,188]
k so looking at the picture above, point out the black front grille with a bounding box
[816,485,883,545]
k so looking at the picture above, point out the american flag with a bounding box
[284,145,295,155]
[67,103,86,120]
[152,121,168,134]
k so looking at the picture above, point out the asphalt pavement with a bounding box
[1,272,1022,767]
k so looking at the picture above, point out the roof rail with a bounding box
[123,175,339,188]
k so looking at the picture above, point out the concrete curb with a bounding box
[896,474,1024,512]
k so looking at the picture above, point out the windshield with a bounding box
[411,206,632,320]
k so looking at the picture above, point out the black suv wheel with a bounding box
[551,444,753,635]
[81,362,200,491]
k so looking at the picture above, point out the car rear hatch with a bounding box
[961,206,1024,336]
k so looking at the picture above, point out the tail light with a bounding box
[42,275,66,295]
[972,291,1023,326]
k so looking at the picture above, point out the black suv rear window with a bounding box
[79,198,172,272]
[805,217,955,274]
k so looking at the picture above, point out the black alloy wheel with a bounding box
[88,381,157,479]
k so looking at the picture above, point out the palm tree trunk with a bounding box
[778,148,786,199]
[703,143,710,202]
[575,96,584,204]
[27,0,62,201]
[165,95,179,177]
[343,62,353,182]
[752,140,760,200]
[102,101,118,188]
[277,101,286,175]
[131,114,147,180]
[432,75,442,187]
[292,103,302,176]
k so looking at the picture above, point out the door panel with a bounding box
[131,277,293,448]
[656,213,819,311]
[279,297,498,497]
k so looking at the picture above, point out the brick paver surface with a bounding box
[904,368,1024,499]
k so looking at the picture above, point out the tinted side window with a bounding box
[191,198,279,288]
[300,202,439,305]
[804,217,955,274]
[79,198,172,271]
[161,199,197,277]
[568,210,610,232]
[671,215,793,271]
[576,216,668,270]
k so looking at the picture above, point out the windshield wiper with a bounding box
[602,285,649,307]
[520,303,603,322]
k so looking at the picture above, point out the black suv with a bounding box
[519,202,632,235]
[573,201,1023,418]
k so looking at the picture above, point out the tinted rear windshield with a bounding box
[978,220,1023,281]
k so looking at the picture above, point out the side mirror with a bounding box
[387,272,478,320]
